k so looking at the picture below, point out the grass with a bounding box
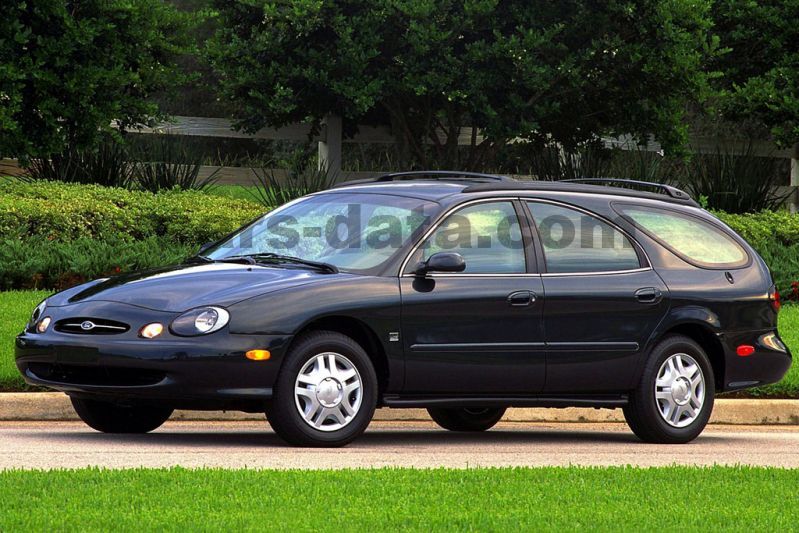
[1,289,798,397]
[207,184,260,202]
[1,290,50,391]
[0,466,797,530]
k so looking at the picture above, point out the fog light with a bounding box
[36,317,51,333]
[246,349,271,361]
[140,323,164,339]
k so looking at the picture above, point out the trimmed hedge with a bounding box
[715,210,799,249]
[0,236,195,291]
[0,180,265,245]
[2,179,799,293]
[715,211,799,293]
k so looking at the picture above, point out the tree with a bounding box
[207,0,715,169]
[710,0,799,147]
[0,0,192,160]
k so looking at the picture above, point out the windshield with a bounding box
[204,193,440,273]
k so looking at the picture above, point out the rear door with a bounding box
[524,200,669,393]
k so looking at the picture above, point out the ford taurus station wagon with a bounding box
[16,172,791,446]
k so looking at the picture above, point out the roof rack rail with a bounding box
[561,178,691,201]
[334,170,512,188]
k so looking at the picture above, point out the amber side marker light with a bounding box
[736,345,755,357]
[246,349,271,361]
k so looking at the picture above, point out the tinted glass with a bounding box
[618,205,748,267]
[415,201,525,274]
[528,202,640,273]
[206,193,437,273]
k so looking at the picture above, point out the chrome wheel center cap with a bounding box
[316,377,343,408]
[671,377,692,405]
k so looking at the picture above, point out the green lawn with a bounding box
[0,466,797,530]
[1,290,50,391]
[2,289,798,397]
[207,184,261,202]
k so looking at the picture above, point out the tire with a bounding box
[71,397,172,434]
[266,331,377,447]
[624,334,715,444]
[428,407,506,432]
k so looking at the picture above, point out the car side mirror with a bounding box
[415,252,466,276]
[197,242,215,255]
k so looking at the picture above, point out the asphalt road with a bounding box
[2,420,799,470]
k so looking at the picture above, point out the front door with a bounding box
[400,200,546,394]
[525,200,669,393]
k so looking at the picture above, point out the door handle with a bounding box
[635,287,662,304]
[507,290,536,307]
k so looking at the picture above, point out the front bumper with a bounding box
[15,301,291,409]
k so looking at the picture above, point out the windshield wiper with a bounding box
[217,253,339,274]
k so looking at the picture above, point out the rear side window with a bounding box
[527,202,641,273]
[616,205,748,268]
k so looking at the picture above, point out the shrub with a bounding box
[715,210,799,249]
[23,135,134,188]
[0,179,265,245]
[131,134,220,193]
[247,151,338,207]
[0,236,195,291]
[678,142,789,214]
[715,210,799,294]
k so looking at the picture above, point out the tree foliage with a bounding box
[208,0,715,169]
[710,0,799,147]
[0,0,193,160]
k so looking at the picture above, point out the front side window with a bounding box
[527,202,641,274]
[615,204,748,268]
[407,201,525,274]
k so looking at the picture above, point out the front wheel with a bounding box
[428,407,506,432]
[71,397,173,433]
[624,335,715,444]
[266,331,377,447]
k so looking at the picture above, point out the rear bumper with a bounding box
[721,329,792,391]
[15,330,291,409]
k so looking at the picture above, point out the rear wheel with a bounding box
[428,407,506,432]
[71,397,173,433]
[624,334,714,444]
[266,331,377,447]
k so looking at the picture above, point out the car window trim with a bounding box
[522,198,651,276]
[398,197,531,277]
[610,201,752,270]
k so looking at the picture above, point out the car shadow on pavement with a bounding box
[27,426,728,448]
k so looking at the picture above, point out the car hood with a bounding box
[51,263,345,312]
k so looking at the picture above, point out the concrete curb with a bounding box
[1,393,797,425]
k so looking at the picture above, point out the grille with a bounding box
[27,363,166,387]
[54,317,130,335]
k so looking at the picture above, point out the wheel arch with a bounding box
[655,321,726,392]
[288,315,390,395]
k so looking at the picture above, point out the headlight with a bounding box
[170,306,230,336]
[29,300,47,329]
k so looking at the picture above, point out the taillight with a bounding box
[770,287,781,313]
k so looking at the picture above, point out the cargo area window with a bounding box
[616,204,748,268]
